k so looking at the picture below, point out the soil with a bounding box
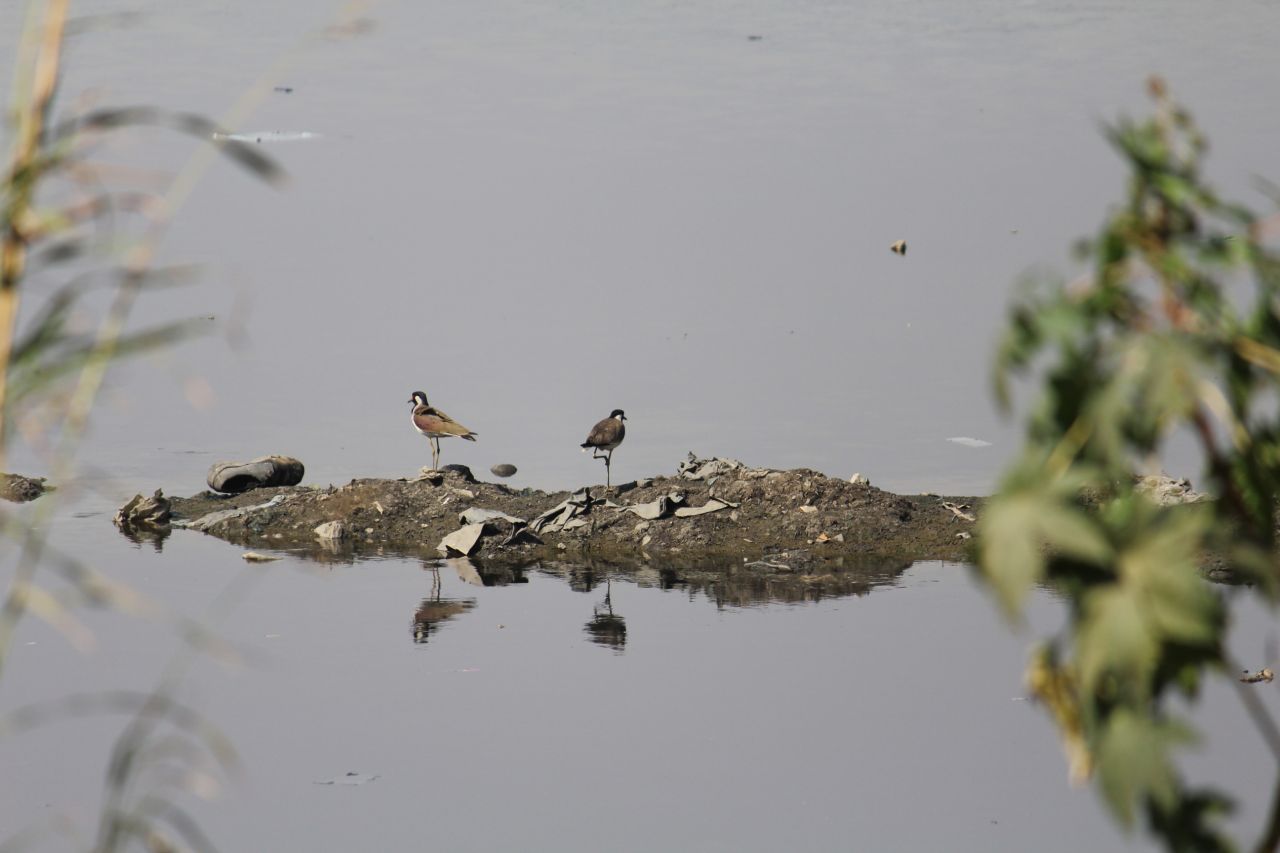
[153,461,981,602]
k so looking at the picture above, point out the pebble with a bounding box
[490,464,518,478]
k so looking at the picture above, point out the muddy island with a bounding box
[145,454,979,584]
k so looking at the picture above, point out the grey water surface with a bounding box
[3,0,1280,850]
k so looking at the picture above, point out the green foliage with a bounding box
[978,78,1280,851]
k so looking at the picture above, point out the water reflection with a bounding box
[446,556,529,588]
[584,580,627,653]
[411,566,477,645]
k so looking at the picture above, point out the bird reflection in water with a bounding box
[412,564,477,645]
[584,579,626,653]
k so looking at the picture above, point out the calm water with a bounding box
[3,0,1280,850]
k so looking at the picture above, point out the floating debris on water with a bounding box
[1240,668,1275,684]
[212,130,322,144]
[242,551,281,562]
[890,239,907,256]
[946,436,992,448]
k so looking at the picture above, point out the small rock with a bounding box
[641,535,652,547]
[313,520,348,541]
[849,473,870,485]
[798,505,818,514]
[490,464,518,478]
[0,473,48,503]
[634,521,651,533]
[115,489,172,529]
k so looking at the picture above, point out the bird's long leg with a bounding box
[605,449,613,491]
[432,438,440,470]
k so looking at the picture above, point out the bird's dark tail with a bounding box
[463,433,478,442]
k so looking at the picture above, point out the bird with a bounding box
[581,409,626,491]
[408,391,477,471]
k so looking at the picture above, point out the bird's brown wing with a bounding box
[584,417,623,448]
[415,406,478,439]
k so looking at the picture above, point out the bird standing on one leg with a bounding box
[408,391,477,471]
[581,408,626,491]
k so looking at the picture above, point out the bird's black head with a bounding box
[408,391,429,407]
[610,409,626,421]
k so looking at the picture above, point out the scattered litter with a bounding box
[942,502,976,522]
[175,494,289,532]
[241,551,280,562]
[798,505,818,514]
[314,772,379,786]
[849,473,870,486]
[530,489,600,534]
[677,452,748,481]
[1240,668,1275,684]
[448,487,476,500]
[374,501,385,515]
[890,239,907,256]
[437,523,486,557]
[946,437,992,448]
[622,493,738,521]
[459,507,525,526]
[955,531,972,540]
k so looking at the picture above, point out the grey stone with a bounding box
[490,464,518,478]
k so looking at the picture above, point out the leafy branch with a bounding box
[979,77,1280,851]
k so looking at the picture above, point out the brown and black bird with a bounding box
[408,391,477,471]
[581,408,626,490]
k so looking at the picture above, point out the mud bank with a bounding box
[160,457,981,579]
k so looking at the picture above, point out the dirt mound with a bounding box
[163,458,980,575]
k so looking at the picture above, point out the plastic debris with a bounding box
[942,502,976,522]
[623,493,739,521]
[459,507,526,526]
[438,523,486,556]
[530,489,601,534]
[242,552,281,562]
[677,452,747,481]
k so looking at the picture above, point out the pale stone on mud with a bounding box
[313,520,348,540]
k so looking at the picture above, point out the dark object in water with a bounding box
[274,86,294,93]
[0,473,48,502]
[490,463,517,478]
[747,34,763,41]
[207,455,305,493]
